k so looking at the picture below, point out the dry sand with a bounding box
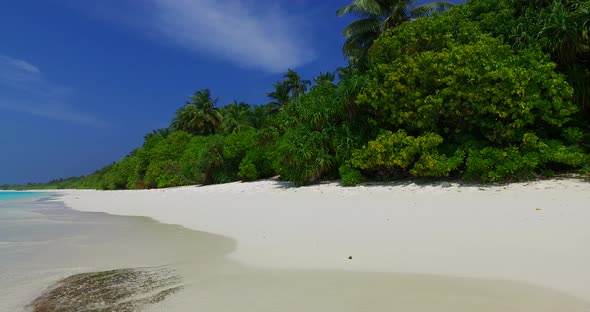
[53,178,590,310]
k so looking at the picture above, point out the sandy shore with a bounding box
[55,178,590,306]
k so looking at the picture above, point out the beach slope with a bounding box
[59,178,590,302]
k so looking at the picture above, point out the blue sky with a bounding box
[0,0,458,184]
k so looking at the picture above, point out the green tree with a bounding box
[517,0,590,117]
[178,135,236,185]
[350,13,587,182]
[266,81,291,110]
[143,131,193,188]
[337,0,455,69]
[173,89,223,135]
[251,104,273,129]
[313,71,336,85]
[220,101,254,134]
[272,83,362,185]
[461,0,590,119]
[365,35,577,145]
[267,69,311,109]
[284,69,311,97]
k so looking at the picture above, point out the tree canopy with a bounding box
[337,0,455,69]
[173,89,223,135]
[5,0,590,190]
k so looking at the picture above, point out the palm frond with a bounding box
[410,1,455,18]
[342,17,382,37]
[337,0,386,17]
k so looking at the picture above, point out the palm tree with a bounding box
[266,81,292,110]
[336,66,355,80]
[220,101,254,134]
[313,71,336,85]
[267,69,311,109]
[144,128,172,141]
[284,69,311,97]
[251,104,273,129]
[337,0,455,69]
[172,89,223,135]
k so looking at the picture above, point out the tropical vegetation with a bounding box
[337,0,455,69]
[2,0,589,190]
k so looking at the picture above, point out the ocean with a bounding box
[0,192,46,202]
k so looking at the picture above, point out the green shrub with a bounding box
[272,127,334,186]
[465,146,537,181]
[339,164,364,186]
[348,14,588,182]
[238,160,259,181]
[222,129,279,182]
[369,9,482,66]
[281,83,343,131]
[223,129,257,160]
[268,81,367,185]
[362,35,576,145]
[562,127,585,144]
[350,130,462,178]
[465,134,589,181]
[238,148,273,181]
[141,131,192,188]
[179,135,226,185]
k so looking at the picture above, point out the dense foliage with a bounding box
[337,0,455,69]
[460,0,590,119]
[349,7,589,182]
[3,0,589,190]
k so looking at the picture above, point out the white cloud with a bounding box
[0,55,39,74]
[0,55,107,127]
[145,0,315,73]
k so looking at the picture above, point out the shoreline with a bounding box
[52,178,590,302]
[0,196,235,312]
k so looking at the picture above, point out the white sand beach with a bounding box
[54,178,590,310]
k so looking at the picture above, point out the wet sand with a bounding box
[156,270,590,312]
[0,197,232,311]
[2,192,589,311]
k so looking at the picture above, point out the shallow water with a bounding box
[0,195,232,311]
[1,195,589,311]
[0,192,46,202]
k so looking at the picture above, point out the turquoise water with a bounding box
[0,192,46,202]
